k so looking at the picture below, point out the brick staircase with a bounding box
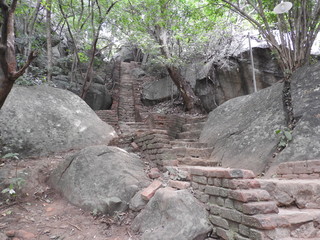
[166,117,217,167]
[96,61,320,240]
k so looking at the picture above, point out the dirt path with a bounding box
[0,154,140,240]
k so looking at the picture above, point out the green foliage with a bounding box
[1,153,25,203]
[275,128,293,148]
[78,52,89,63]
[2,153,19,159]
[1,178,25,202]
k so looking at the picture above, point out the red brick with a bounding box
[208,168,255,179]
[209,215,229,229]
[131,142,139,149]
[220,208,243,223]
[161,160,179,166]
[311,165,320,173]
[141,180,163,200]
[205,186,220,196]
[308,160,320,173]
[277,162,293,175]
[235,201,279,215]
[189,167,255,179]
[249,229,265,240]
[242,214,290,230]
[192,175,207,184]
[229,189,271,202]
[216,227,234,240]
[168,180,190,189]
[280,174,298,179]
[282,211,314,224]
[223,179,261,189]
[189,166,212,176]
[293,161,313,174]
[298,173,320,179]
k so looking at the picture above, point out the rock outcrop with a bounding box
[0,85,117,157]
[49,145,149,215]
[199,82,286,174]
[141,47,282,112]
[272,62,320,167]
[131,187,212,240]
[200,61,320,175]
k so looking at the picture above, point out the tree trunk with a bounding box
[46,0,53,82]
[79,35,98,99]
[154,25,203,112]
[0,0,36,109]
[25,0,42,57]
[166,66,202,112]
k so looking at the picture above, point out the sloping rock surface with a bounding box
[131,187,212,240]
[200,82,286,174]
[0,85,116,157]
[49,145,149,215]
[200,62,320,175]
[273,62,320,165]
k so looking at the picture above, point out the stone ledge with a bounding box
[188,166,255,179]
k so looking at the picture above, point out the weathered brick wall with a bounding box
[95,110,118,129]
[134,129,173,168]
[276,159,320,179]
[144,113,186,138]
[189,166,284,240]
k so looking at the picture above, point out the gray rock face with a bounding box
[52,75,113,110]
[0,85,117,157]
[141,47,281,110]
[114,46,135,62]
[141,77,178,105]
[49,145,149,215]
[199,47,282,112]
[83,83,113,110]
[200,82,287,174]
[200,62,320,175]
[131,187,212,240]
[273,62,320,166]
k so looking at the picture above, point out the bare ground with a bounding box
[0,153,141,240]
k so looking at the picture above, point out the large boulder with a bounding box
[195,47,282,112]
[131,187,212,240]
[141,63,201,105]
[0,85,117,157]
[49,145,149,215]
[83,83,113,110]
[199,82,287,174]
[270,62,320,168]
[200,61,320,175]
[52,75,113,110]
[141,77,178,105]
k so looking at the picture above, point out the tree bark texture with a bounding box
[46,0,53,82]
[154,25,203,112]
[0,0,36,109]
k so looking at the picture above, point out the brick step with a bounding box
[185,116,207,124]
[258,179,320,209]
[261,208,320,239]
[177,130,201,139]
[170,141,209,148]
[177,157,217,166]
[181,122,206,132]
[171,147,213,158]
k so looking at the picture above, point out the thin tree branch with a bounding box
[10,51,37,81]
